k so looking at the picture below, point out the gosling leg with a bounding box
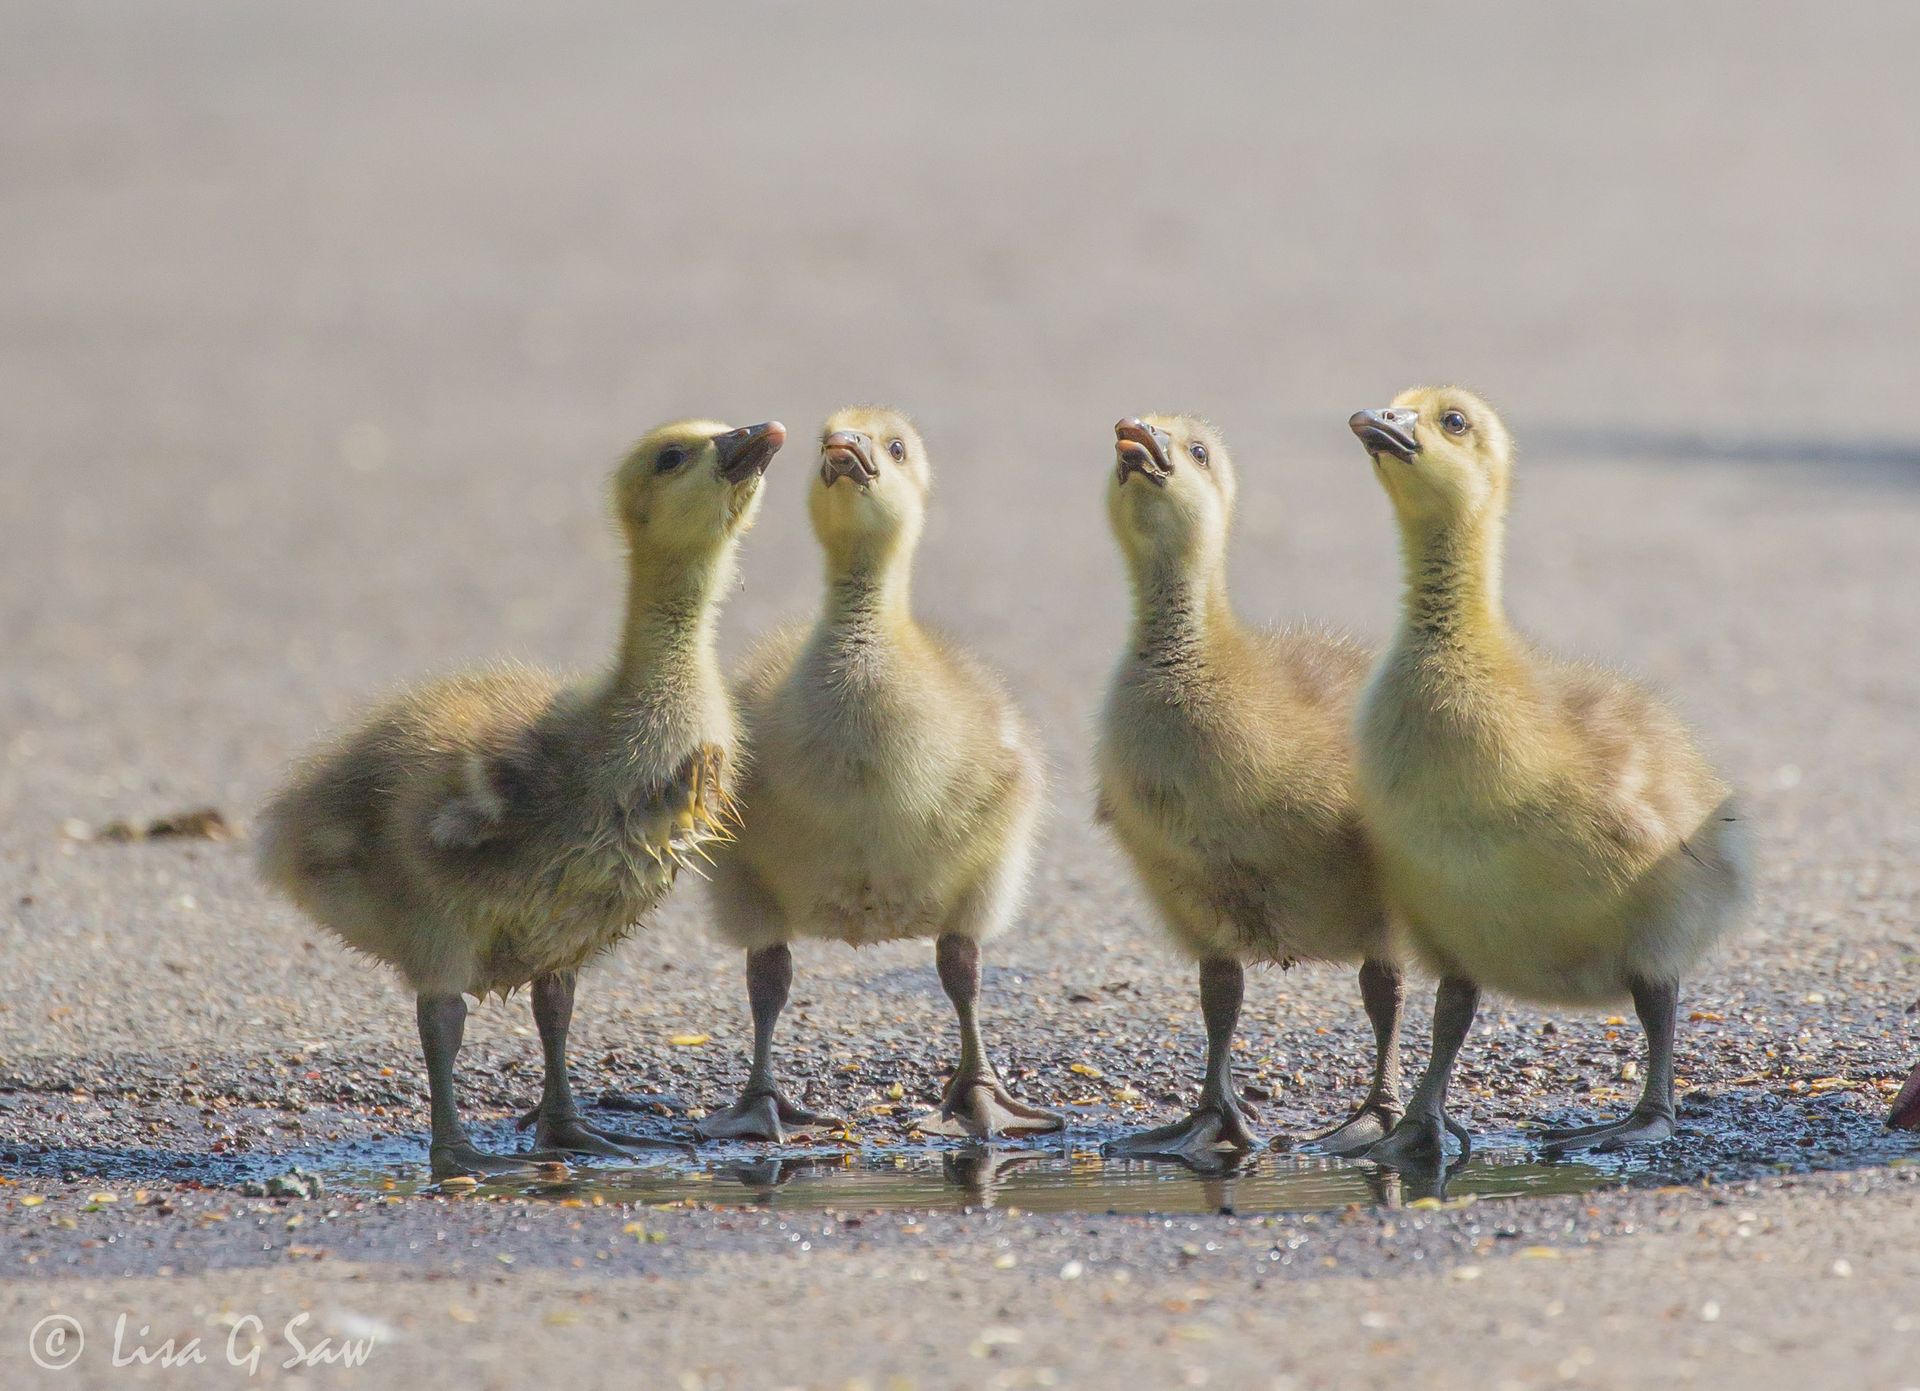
[1106,957,1258,1159]
[1363,976,1479,1169]
[1301,957,1405,1156]
[919,933,1064,1140]
[418,992,546,1180]
[1539,976,1679,1153]
[697,945,844,1141]
[516,972,691,1158]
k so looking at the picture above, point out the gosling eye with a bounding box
[1189,443,1210,466]
[654,445,689,474]
[1440,411,1471,436]
[888,438,906,461]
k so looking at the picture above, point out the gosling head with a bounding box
[1349,387,1512,528]
[1108,414,1237,574]
[809,405,930,569]
[614,418,786,559]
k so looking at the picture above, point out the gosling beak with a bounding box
[1349,408,1420,464]
[1889,1063,1920,1131]
[820,430,879,488]
[713,421,787,484]
[1114,418,1173,487]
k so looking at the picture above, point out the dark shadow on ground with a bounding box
[1539,427,1920,475]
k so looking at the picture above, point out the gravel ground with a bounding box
[4,2,1919,1387]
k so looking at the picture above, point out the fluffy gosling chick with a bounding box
[1349,388,1751,1163]
[1097,416,1402,1161]
[258,420,785,1178]
[702,406,1062,1142]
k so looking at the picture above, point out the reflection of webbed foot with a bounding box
[916,1074,1064,1140]
[1362,1108,1472,1170]
[942,1147,1048,1206]
[1296,1098,1403,1157]
[1538,1105,1674,1155]
[718,1157,807,1193]
[517,1105,694,1159]
[430,1140,550,1182]
[1104,1101,1258,1160]
[695,1088,842,1142]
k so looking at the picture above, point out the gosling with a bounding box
[1097,416,1403,1160]
[701,406,1062,1142]
[1348,387,1751,1162]
[258,420,785,1178]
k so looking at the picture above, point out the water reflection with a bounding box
[317,1141,1612,1215]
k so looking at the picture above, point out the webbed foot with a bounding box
[916,1074,1064,1141]
[696,1087,842,1142]
[1296,1098,1404,1158]
[1104,1101,1258,1160]
[516,1104,694,1159]
[1362,1109,1472,1170]
[430,1140,552,1182]
[1538,1105,1675,1154]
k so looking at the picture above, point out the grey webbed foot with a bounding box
[925,934,1065,1140]
[1296,1098,1404,1157]
[517,1104,695,1159]
[430,1140,552,1181]
[1105,1101,1258,1160]
[1363,1108,1472,1169]
[695,1087,842,1142]
[1538,1105,1675,1154]
[917,1073,1064,1141]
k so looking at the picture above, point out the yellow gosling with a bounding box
[1096,415,1402,1162]
[1349,387,1750,1163]
[701,406,1062,1142]
[258,420,785,1178]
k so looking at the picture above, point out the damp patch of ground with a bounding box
[3,1078,1912,1218]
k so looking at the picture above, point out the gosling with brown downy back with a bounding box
[257,420,785,1179]
[1348,388,1751,1165]
[700,406,1063,1142]
[1096,415,1405,1161]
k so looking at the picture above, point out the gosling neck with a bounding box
[1393,506,1509,656]
[611,544,730,700]
[1125,545,1241,679]
[820,535,917,644]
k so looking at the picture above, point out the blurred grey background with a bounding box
[2,0,1915,1099]
[4,7,1920,1387]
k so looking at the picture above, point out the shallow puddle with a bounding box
[10,1085,1900,1207]
[312,1137,1625,1214]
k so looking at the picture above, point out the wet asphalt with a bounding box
[4,2,1920,1387]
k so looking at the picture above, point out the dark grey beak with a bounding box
[1349,408,1420,464]
[713,421,787,483]
[1114,418,1174,487]
[820,430,879,487]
